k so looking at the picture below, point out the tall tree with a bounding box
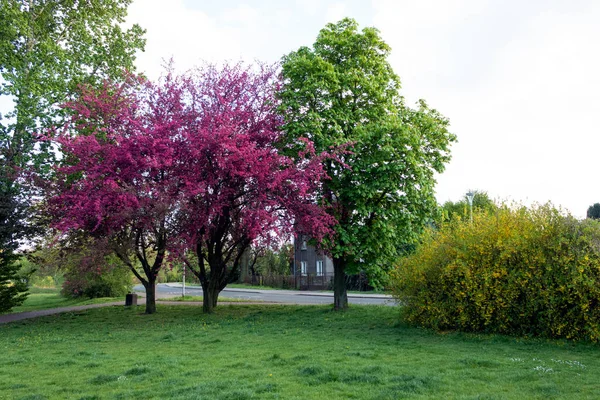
[1,0,145,169]
[587,203,600,220]
[47,64,333,314]
[0,0,145,311]
[0,173,29,312]
[279,18,456,309]
[46,75,181,314]
[175,64,334,313]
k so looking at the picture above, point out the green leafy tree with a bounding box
[441,190,496,223]
[0,177,29,312]
[0,0,145,311]
[587,203,600,220]
[279,18,456,310]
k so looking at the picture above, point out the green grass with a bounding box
[1,305,599,399]
[10,287,120,314]
[161,295,263,303]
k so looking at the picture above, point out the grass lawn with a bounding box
[1,305,599,399]
[10,287,120,314]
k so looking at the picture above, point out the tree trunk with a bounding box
[144,280,157,314]
[202,281,220,314]
[333,257,348,310]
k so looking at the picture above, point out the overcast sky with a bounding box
[125,0,600,217]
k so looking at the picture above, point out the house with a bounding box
[293,234,333,289]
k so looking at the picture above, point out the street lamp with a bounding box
[182,263,186,298]
[466,191,474,224]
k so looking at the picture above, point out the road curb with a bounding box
[161,283,392,299]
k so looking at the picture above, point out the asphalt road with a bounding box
[134,283,396,306]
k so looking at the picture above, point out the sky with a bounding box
[123,0,600,217]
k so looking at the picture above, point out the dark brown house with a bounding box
[293,235,333,289]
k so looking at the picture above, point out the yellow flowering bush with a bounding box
[392,204,600,341]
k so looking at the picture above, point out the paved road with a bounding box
[135,283,396,306]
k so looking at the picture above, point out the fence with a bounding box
[242,273,333,290]
[242,272,374,291]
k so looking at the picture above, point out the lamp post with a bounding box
[466,191,474,224]
[182,264,186,298]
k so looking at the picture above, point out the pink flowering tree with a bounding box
[46,63,334,314]
[46,74,189,314]
[173,64,334,313]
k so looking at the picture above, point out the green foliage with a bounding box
[440,190,496,223]
[21,247,64,287]
[0,250,27,313]
[253,245,293,276]
[61,253,132,299]
[0,0,145,170]
[0,174,30,312]
[0,0,144,310]
[29,235,132,298]
[279,18,456,293]
[586,203,600,220]
[393,204,600,341]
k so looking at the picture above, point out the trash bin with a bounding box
[125,293,138,306]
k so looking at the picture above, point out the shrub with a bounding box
[392,204,600,341]
[62,253,133,299]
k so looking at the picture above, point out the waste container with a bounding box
[125,293,138,306]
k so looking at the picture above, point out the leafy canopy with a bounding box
[0,0,144,312]
[279,18,456,287]
[587,203,600,220]
[0,0,145,169]
[440,190,496,223]
[46,63,334,313]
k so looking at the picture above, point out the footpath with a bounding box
[1,285,393,325]
[0,302,123,325]
[0,299,274,325]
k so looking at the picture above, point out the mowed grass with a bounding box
[1,305,599,399]
[10,287,120,313]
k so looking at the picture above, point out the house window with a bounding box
[301,236,307,250]
[300,261,307,276]
[316,260,323,276]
